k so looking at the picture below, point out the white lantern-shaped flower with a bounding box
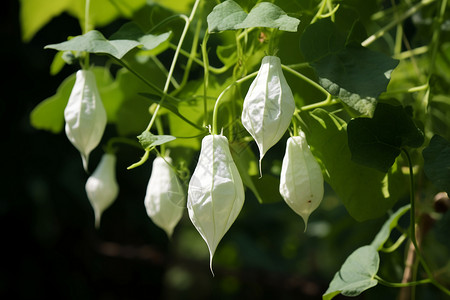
[144,155,185,238]
[187,134,245,274]
[85,153,119,228]
[279,132,324,229]
[64,69,107,171]
[241,56,295,173]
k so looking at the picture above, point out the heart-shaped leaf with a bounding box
[234,2,300,32]
[323,245,379,300]
[207,0,247,32]
[45,28,171,59]
[347,103,424,173]
[300,19,398,116]
[207,0,299,32]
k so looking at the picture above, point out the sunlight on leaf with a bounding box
[323,245,379,300]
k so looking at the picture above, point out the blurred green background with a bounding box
[2,0,449,299]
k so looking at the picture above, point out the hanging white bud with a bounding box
[188,134,245,275]
[85,153,119,228]
[64,69,107,171]
[144,155,185,238]
[279,132,324,229]
[241,56,295,173]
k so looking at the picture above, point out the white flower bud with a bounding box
[241,56,295,173]
[144,156,185,238]
[188,134,245,274]
[279,133,324,229]
[85,153,119,228]
[64,69,107,171]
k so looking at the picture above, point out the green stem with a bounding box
[281,64,331,100]
[375,275,432,288]
[380,233,407,253]
[298,97,337,112]
[401,149,450,296]
[201,30,210,127]
[127,149,152,170]
[427,0,448,81]
[292,116,299,136]
[212,71,258,134]
[146,0,201,132]
[150,56,180,89]
[382,83,429,96]
[362,0,436,47]
[178,18,202,90]
[311,0,328,24]
[268,28,279,56]
[155,117,166,156]
[169,44,230,74]
[83,0,91,68]
[111,56,179,102]
[393,45,429,60]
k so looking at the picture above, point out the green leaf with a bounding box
[423,135,450,195]
[371,204,411,250]
[109,22,172,51]
[300,109,406,221]
[323,245,379,299]
[234,2,300,32]
[207,0,300,32]
[300,19,398,116]
[44,29,171,59]
[347,103,425,173]
[20,0,146,42]
[207,0,247,32]
[137,131,176,150]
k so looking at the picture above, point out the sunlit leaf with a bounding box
[207,0,299,32]
[234,2,300,32]
[45,29,171,59]
[207,0,247,32]
[323,245,379,299]
[138,131,176,150]
[20,0,146,42]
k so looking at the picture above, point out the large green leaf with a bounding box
[20,0,146,42]
[423,135,450,194]
[371,204,411,250]
[207,0,247,32]
[207,0,299,32]
[300,109,406,221]
[45,29,171,59]
[323,245,379,299]
[300,19,398,116]
[234,2,300,32]
[347,103,425,173]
